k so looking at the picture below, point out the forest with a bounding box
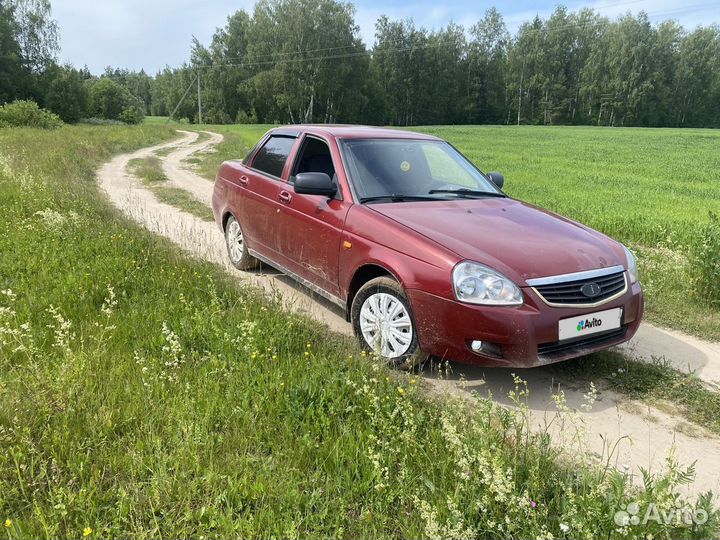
[2,0,720,127]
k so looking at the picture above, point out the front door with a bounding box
[276,135,350,298]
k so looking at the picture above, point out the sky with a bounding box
[52,0,720,75]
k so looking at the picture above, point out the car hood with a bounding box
[368,198,625,284]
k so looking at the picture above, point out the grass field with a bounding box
[188,123,720,341]
[1,124,716,538]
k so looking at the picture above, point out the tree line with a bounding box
[1,0,147,123]
[2,0,719,128]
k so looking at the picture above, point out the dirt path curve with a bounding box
[98,129,720,500]
[160,130,221,206]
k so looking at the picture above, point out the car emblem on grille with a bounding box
[580,282,602,298]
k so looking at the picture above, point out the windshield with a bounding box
[339,138,503,203]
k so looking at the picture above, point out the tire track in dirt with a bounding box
[98,129,720,500]
[160,130,221,206]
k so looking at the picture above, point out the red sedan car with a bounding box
[212,125,643,368]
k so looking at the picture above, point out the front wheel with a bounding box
[350,276,428,369]
[224,214,258,270]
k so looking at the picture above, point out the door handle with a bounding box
[238,175,249,186]
[278,191,292,204]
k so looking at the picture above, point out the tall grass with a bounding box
[0,126,717,538]
[693,212,720,307]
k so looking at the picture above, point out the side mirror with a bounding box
[293,172,337,197]
[487,171,504,189]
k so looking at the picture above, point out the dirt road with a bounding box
[98,129,720,499]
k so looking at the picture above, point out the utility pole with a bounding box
[197,68,203,124]
[167,72,198,123]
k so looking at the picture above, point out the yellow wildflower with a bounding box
[4,519,12,528]
[83,527,93,537]
[397,387,405,395]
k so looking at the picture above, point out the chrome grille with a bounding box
[529,266,627,307]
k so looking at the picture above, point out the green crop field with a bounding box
[1,124,716,538]
[193,124,720,340]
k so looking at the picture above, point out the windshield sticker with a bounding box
[400,160,411,172]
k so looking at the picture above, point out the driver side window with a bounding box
[291,136,338,194]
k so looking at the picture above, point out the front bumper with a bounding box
[408,275,643,367]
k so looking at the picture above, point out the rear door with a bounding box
[278,134,351,298]
[241,134,298,259]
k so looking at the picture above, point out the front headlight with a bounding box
[623,245,639,283]
[452,261,523,305]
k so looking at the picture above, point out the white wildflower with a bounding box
[1,289,16,301]
[580,381,598,412]
[160,322,184,379]
[100,285,118,318]
[46,305,74,355]
[34,208,68,227]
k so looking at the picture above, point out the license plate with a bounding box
[558,307,622,341]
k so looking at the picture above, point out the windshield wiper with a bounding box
[359,194,441,203]
[428,188,506,198]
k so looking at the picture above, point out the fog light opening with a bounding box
[468,340,503,358]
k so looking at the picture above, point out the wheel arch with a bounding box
[345,263,403,320]
[221,210,235,231]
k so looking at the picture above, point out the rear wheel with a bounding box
[351,276,427,369]
[224,214,258,270]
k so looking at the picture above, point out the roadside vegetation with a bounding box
[1,125,716,538]
[128,156,213,221]
[0,100,63,129]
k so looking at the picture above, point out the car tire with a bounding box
[351,276,428,369]
[224,214,258,270]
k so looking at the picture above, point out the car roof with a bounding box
[270,124,442,141]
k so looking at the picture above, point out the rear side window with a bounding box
[251,136,296,178]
